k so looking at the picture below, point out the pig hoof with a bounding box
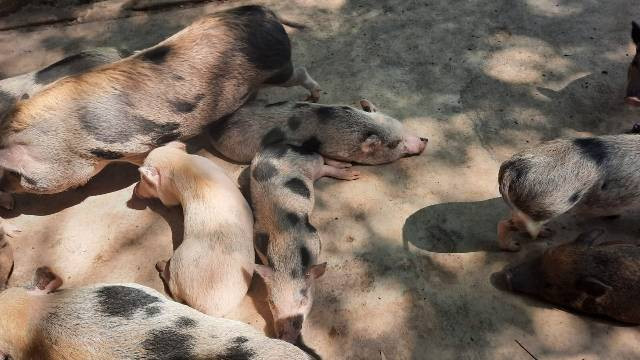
[538,227,553,238]
[344,170,360,181]
[305,89,321,103]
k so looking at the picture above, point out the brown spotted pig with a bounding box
[210,98,427,164]
[134,142,254,317]
[498,135,640,251]
[0,5,320,203]
[494,229,640,324]
[251,143,359,343]
[0,267,313,359]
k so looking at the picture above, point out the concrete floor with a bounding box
[1,0,640,359]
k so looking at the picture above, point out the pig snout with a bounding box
[625,96,640,107]
[402,136,428,157]
[490,270,513,292]
[276,314,304,343]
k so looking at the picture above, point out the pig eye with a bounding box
[387,140,401,149]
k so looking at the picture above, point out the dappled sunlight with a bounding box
[530,308,591,352]
[525,0,584,17]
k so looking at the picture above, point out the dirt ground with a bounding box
[1,0,640,359]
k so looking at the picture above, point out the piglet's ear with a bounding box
[166,141,187,152]
[254,264,274,284]
[573,229,605,247]
[632,21,640,45]
[361,134,382,154]
[32,267,62,294]
[139,166,160,188]
[576,276,611,298]
[306,262,327,279]
[359,99,378,113]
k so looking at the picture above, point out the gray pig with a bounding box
[251,143,359,343]
[134,142,254,317]
[0,267,313,359]
[493,229,640,324]
[497,135,640,251]
[0,5,320,201]
[210,99,428,164]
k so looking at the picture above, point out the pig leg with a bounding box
[497,218,521,252]
[324,158,353,169]
[316,164,360,181]
[277,66,321,102]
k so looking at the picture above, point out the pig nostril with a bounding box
[420,137,428,142]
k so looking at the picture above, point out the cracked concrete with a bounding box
[1,0,640,359]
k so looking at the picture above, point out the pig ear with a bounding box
[32,267,62,294]
[359,99,378,113]
[632,21,640,45]
[576,277,611,298]
[254,264,274,284]
[306,262,327,279]
[166,141,187,152]
[361,134,382,154]
[573,229,605,247]
[139,166,160,188]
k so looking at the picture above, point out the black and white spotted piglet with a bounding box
[0,267,312,360]
[498,135,640,251]
[250,144,359,343]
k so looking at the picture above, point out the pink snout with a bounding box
[403,136,428,157]
[625,96,640,107]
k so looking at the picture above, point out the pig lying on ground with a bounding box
[0,47,128,209]
[210,98,428,164]
[626,21,640,106]
[250,143,359,343]
[497,135,640,251]
[0,47,129,117]
[0,5,320,202]
[0,267,313,359]
[134,142,254,317]
[493,229,640,324]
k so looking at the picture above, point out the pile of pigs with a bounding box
[0,4,638,359]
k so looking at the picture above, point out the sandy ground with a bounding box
[1,0,640,359]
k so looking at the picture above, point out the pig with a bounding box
[0,5,321,204]
[210,98,428,164]
[626,21,640,106]
[0,47,128,210]
[497,134,640,251]
[250,143,359,343]
[0,267,314,359]
[493,229,640,324]
[133,142,254,317]
[0,47,129,118]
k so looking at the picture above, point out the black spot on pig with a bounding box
[261,128,286,147]
[219,336,256,360]
[170,94,205,114]
[142,328,196,359]
[266,100,289,108]
[574,138,608,165]
[569,191,582,204]
[284,212,301,228]
[289,314,304,330]
[90,149,124,160]
[144,306,161,317]
[34,52,96,85]
[21,93,29,100]
[294,102,310,108]
[0,89,14,114]
[300,246,311,268]
[224,5,291,70]
[96,286,161,319]
[287,116,302,131]
[271,144,289,158]
[285,178,310,198]
[387,139,401,149]
[140,45,172,65]
[175,316,197,329]
[253,161,278,182]
[315,106,336,121]
[255,232,269,255]
[301,137,322,153]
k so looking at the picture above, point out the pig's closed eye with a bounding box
[387,140,401,149]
